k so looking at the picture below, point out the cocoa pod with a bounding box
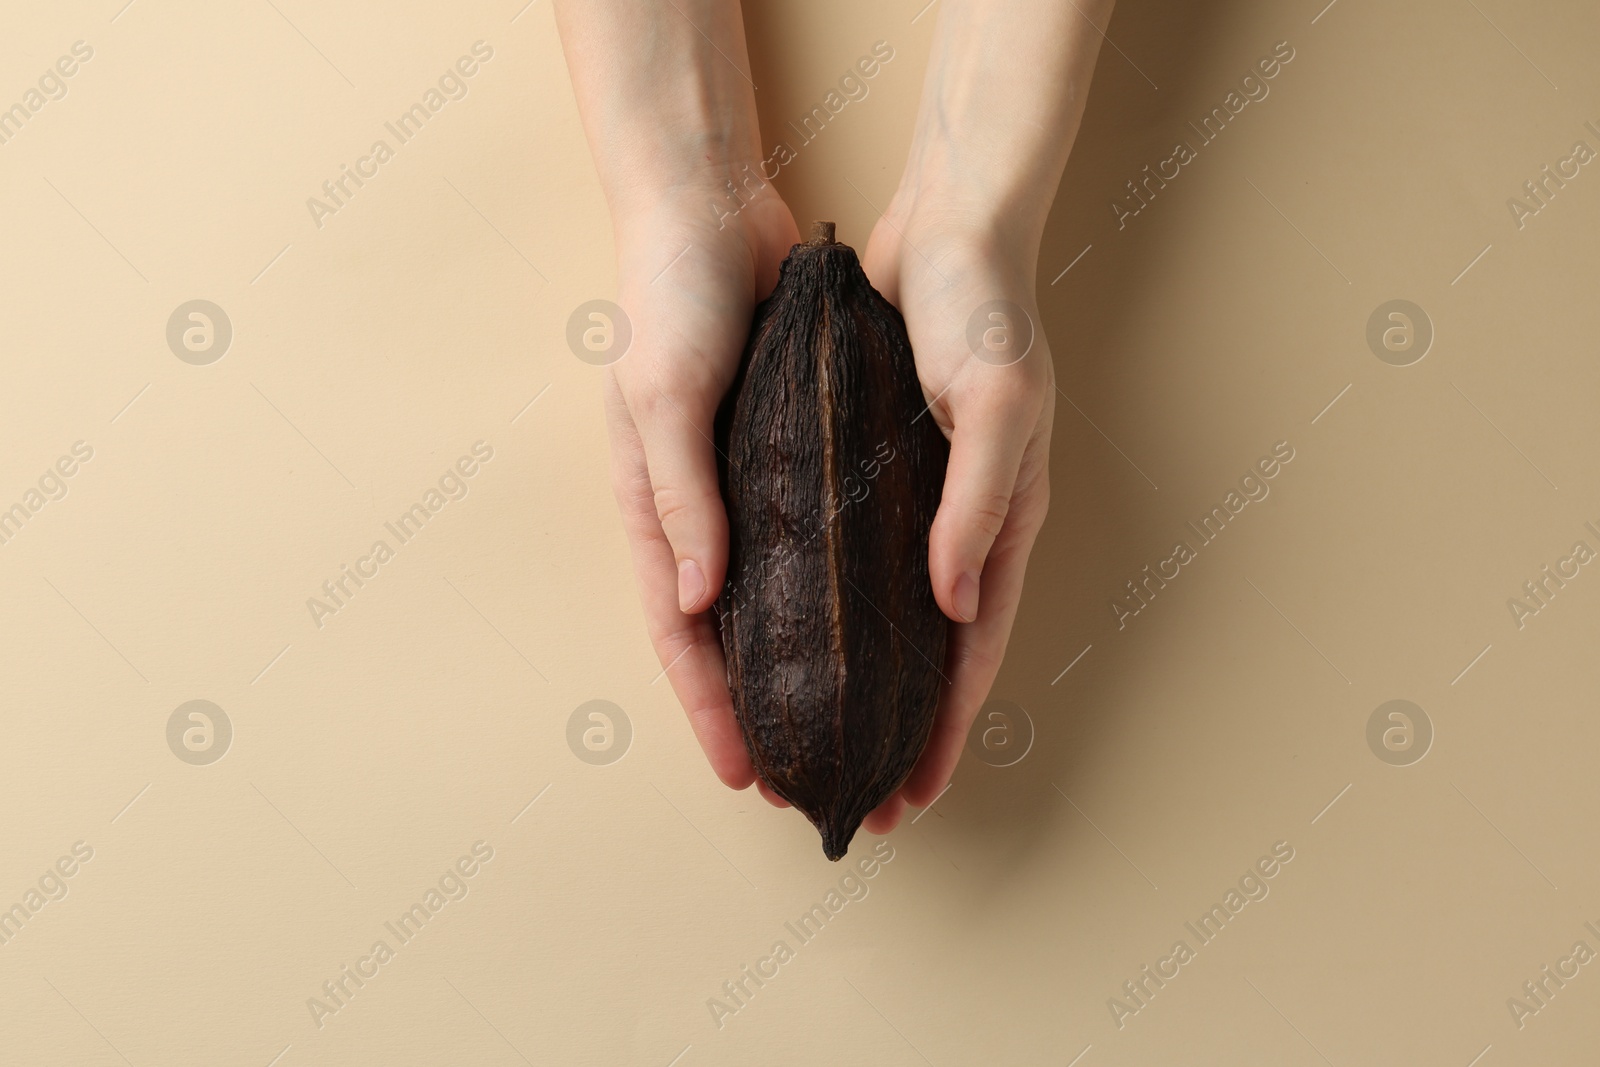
[716,221,950,860]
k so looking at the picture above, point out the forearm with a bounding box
[890,0,1114,269]
[552,0,763,223]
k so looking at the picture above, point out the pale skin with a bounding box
[554,0,1112,834]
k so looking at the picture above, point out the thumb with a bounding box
[633,383,730,614]
[928,393,1031,623]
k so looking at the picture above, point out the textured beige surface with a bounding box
[3,0,1599,1064]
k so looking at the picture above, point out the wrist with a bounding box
[607,164,795,303]
[608,155,771,238]
[555,0,766,227]
[882,178,1045,291]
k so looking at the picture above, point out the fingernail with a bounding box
[954,571,980,622]
[678,558,707,613]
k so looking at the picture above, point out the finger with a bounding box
[755,779,791,808]
[628,376,731,615]
[605,374,755,790]
[860,791,908,836]
[927,383,1037,625]
[899,475,1048,808]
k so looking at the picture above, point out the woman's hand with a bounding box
[604,186,799,801]
[857,208,1055,835]
[554,0,805,806]
[851,0,1114,833]
[556,0,1112,831]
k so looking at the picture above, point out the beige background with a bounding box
[2,0,1598,1063]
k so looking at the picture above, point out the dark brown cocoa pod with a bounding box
[716,221,950,861]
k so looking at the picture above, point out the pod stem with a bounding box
[807,221,837,246]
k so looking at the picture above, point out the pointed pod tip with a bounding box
[819,818,859,861]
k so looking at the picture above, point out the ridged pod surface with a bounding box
[716,221,950,860]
